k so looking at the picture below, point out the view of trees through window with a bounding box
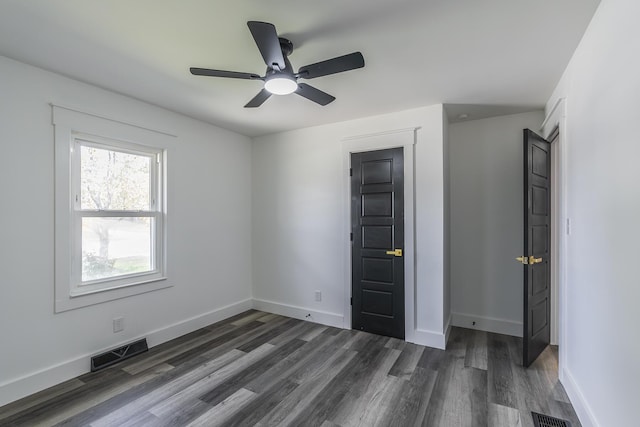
[80,145,154,282]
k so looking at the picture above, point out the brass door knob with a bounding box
[386,249,403,257]
[515,256,542,265]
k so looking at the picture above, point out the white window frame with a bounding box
[54,105,172,312]
[71,136,164,296]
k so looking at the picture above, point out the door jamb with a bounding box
[341,128,418,343]
[540,97,567,379]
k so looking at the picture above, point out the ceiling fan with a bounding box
[190,21,365,108]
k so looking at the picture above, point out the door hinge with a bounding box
[350,297,353,306]
[350,232,353,241]
[349,168,352,176]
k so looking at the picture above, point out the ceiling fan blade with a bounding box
[244,89,272,108]
[247,21,286,70]
[297,52,365,79]
[190,68,262,80]
[295,83,335,106]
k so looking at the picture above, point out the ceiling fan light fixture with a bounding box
[264,74,298,95]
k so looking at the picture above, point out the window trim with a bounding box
[53,105,172,313]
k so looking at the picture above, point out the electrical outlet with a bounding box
[315,291,322,302]
[113,317,124,333]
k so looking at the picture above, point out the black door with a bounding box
[351,148,404,339]
[522,129,551,367]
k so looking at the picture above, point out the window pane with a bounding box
[80,145,150,210]
[82,217,153,282]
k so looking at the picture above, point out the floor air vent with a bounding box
[91,338,148,372]
[532,412,571,427]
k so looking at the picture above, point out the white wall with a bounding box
[0,56,253,406]
[252,105,446,347]
[544,0,639,425]
[448,111,544,336]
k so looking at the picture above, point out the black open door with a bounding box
[351,148,404,339]
[521,129,551,367]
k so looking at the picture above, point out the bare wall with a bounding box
[545,0,639,425]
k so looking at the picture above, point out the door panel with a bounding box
[363,226,393,249]
[362,258,394,283]
[351,148,404,339]
[363,193,393,216]
[523,129,551,367]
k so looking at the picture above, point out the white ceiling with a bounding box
[0,0,600,137]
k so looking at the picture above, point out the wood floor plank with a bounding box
[0,378,84,421]
[199,338,306,406]
[266,320,316,346]
[163,320,266,367]
[144,398,212,427]
[350,374,406,427]
[487,332,518,409]
[388,342,424,380]
[384,336,407,350]
[222,379,300,427]
[3,367,142,426]
[253,347,358,426]
[121,323,237,375]
[464,329,488,370]
[185,388,256,427]
[255,313,278,323]
[282,330,359,386]
[49,364,174,427]
[386,366,437,427]
[331,347,402,426]
[90,349,244,427]
[236,318,300,352]
[422,355,488,427]
[231,310,266,326]
[210,309,259,326]
[189,317,291,366]
[116,410,161,427]
[488,402,522,427]
[148,343,274,418]
[416,345,446,371]
[299,324,328,342]
[0,314,582,427]
[230,311,271,326]
[243,329,356,394]
[285,334,390,427]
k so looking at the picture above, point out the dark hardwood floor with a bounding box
[0,310,580,426]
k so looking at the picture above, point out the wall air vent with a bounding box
[532,412,571,427]
[90,338,148,372]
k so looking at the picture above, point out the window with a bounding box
[54,106,171,312]
[72,137,163,295]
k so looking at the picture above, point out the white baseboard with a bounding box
[450,312,522,337]
[410,328,447,349]
[561,367,600,427]
[252,298,344,328]
[0,298,252,408]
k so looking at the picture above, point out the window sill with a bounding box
[70,274,167,298]
[56,277,171,313]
